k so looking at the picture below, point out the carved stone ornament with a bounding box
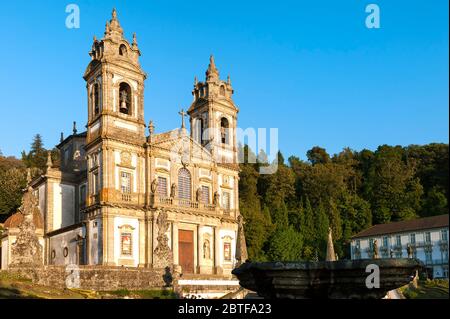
[10,186,44,268]
[153,211,173,269]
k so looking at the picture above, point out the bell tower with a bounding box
[83,8,147,147]
[188,56,239,164]
[82,9,147,210]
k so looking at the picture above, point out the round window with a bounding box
[51,250,56,259]
[63,247,69,258]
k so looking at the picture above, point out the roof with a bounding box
[4,210,44,230]
[352,214,449,239]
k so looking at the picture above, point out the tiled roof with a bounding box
[352,214,449,239]
[4,210,44,230]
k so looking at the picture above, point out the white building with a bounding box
[351,215,449,279]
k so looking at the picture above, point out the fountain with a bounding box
[232,228,423,299]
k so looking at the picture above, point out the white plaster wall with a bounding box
[38,184,46,219]
[89,218,101,265]
[49,227,84,266]
[1,238,8,270]
[53,183,75,230]
[113,217,139,267]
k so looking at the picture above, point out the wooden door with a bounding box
[178,230,194,274]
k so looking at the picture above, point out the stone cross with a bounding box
[178,108,187,129]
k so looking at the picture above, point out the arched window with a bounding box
[93,83,100,115]
[220,86,226,96]
[220,117,230,144]
[199,118,204,144]
[119,44,127,56]
[178,168,192,200]
[119,83,132,115]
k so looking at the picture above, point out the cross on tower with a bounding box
[178,108,187,129]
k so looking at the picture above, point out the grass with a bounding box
[400,279,449,299]
[104,288,177,299]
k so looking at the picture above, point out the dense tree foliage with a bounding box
[239,143,448,262]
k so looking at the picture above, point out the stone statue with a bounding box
[203,240,211,260]
[213,191,220,206]
[153,211,173,269]
[407,244,413,258]
[10,186,43,268]
[170,183,177,198]
[196,188,202,202]
[390,249,394,258]
[373,240,379,259]
[151,178,158,194]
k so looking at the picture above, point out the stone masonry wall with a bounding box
[9,266,177,291]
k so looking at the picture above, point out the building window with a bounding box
[425,250,432,264]
[119,82,132,115]
[79,185,86,206]
[121,231,132,256]
[222,192,231,209]
[201,186,210,204]
[382,236,388,247]
[223,242,231,261]
[410,233,416,245]
[119,44,127,56]
[157,177,168,198]
[93,83,100,115]
[395,235,401,247]
[441,250,448,262]
[443,267,449,278]
[93,171,100,195]
[425,232,431,243]
[395,250,403,258]
[178,168,191,200]
[220,86,226,96]
[441,229,448,242]
[120,172,132,194]
[220,117,229,145]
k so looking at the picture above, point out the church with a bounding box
[1,9,245,279]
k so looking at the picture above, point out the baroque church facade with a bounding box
[1,9,244,277]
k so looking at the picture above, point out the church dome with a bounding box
[4,210,44,230]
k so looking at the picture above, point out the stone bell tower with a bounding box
[188,56,239,164]
[82,9,147,207]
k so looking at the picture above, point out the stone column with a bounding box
[197,224,202,274]
[138,217,146,267]
[214,226,223,275]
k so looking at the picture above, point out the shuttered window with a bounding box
[178,168,191,200]
[158,177,168,197]
[201,186,210,204]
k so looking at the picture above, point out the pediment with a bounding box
[152,129,213,164]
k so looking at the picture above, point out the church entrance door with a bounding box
[178,230,194,274]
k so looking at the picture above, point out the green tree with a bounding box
[307,146,331,165]
[0,168,27,219]
[22,134,48,173]
[267,226,303,262]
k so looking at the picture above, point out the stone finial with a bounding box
[73,121,78,135]
[46,151,53,169]
[206,55,219,80]
[194,76,198,86]
[132,33,138,46]
[112,8,118,20]
[148,120,155,135]
[60,132,64,143]
[26,168,32,184]
[235,215,249,266]
[326,227,336,262]
[93,35,97,42]
[227,75,231,85]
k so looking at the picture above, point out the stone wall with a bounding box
[9,266,176,291]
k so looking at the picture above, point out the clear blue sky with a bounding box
[0,0,448,160]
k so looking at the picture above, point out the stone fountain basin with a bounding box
[232,259,424,299]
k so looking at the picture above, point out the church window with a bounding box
[63,247,69,258]
[201,186,210,204]
[119,83,132,115]
[120,172,132,194]
[157,176,168,198]
[222,192,230,210]
[119,44,127,56]
[93,83,100,115]
[178,168,192,200]
[79,185,86,207]
[121,229,133,256]
[220,86,226,96]
[220,117,230,144]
